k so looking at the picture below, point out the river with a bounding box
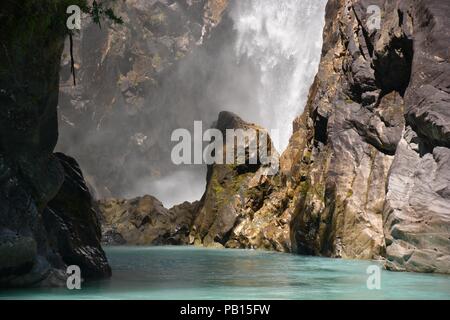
[1,247,449,300]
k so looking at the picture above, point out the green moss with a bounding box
[303,150,312,163]
[208,166,254,211]
[175,51,185,60]
[299,180,310,197]
[211,178,225,196]
[313,182,325,198]
[149,12,167,26]
[152,54,163,68]
[345,98,354,104]
[346,189,353,198]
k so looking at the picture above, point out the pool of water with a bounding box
[1,246,449,299]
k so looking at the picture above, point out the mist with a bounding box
[57,0,327,208]
[124,168,207,208]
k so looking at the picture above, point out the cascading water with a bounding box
[128,0,328,207]
[229,0,327,151]
[92,0,328,207]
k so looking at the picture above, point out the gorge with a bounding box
[0,0,449,295]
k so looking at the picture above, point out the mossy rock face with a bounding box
[188,112,291,251]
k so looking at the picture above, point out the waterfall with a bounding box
[111,0,328,207]
[229,0,327,151]
[135,0,328,207]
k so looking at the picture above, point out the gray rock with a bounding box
[289,0,449,273]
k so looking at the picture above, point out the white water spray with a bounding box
[230,0,327,151]
[124,0,327,207]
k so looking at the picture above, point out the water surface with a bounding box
[1,246,449,300]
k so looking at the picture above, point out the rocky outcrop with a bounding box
[188,111,292,251]
[0,1,111,287]
[99,196,199,245]
[43,153,110,279]
[287,0,450,273]
[97,111,293,251]
[381,0,450,273]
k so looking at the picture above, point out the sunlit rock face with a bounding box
[96,111,293,252]
[287,0,450,273]
[188,111,292,251]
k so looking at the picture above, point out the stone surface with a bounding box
[382,0,450,273]
[288,0,450,273]
[99,196,199,245]
[188,111,292,251]
[0,1,111,287]
[57,0,230,198]
[43,153,111,279]
[95,0,449,274]
[97,111,292,252]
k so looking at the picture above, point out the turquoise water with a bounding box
[1,246,449,300]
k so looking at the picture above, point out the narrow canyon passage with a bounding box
[56,0,450,273]
[1,0,449,294]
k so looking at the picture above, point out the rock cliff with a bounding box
[287,0,450,273]
[0,1,111,287]
[188,111,292,251]
[55,0,449,275]
[58,0,229,198]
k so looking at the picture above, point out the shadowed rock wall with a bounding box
[0,1,110,287]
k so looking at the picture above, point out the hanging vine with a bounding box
[69,31,76,85]
[68,0,123,86]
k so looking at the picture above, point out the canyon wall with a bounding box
[56,0,327,207]
[103,0,450,274]
[57,0,230,202]
[0,1,110,287]
[93,0,450,273]
[34,0,450,275]
[288,0,450,273]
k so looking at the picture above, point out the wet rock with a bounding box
[44,153,111,280]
